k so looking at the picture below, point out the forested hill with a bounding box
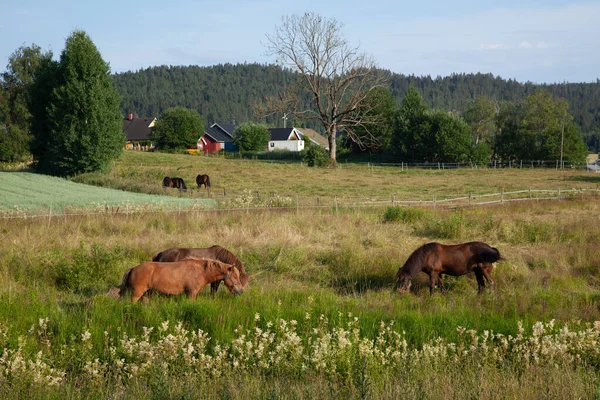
[112,63,600,134]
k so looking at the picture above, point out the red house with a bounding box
[198,124,238,154]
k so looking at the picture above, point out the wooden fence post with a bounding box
[335,196,338,216]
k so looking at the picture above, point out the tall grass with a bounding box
[1,197,600,397]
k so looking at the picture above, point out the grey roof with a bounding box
[211,123,237,136]
[204,126,233,142]
[269,128,296,141]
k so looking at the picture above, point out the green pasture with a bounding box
[0,171,214,212]
[73,151,600,201]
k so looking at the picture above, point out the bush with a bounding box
[383,206,430,223]
[300,142,328,167]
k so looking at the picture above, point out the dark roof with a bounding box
[204,126,233,143]
[268,128,296,141]
[211,123,237,136]
[122,117,155,141]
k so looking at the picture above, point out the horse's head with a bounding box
[222,264,243,296]
[393,270,412,294]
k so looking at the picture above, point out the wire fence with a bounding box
[2,187,598,220]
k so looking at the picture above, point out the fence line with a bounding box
[1,187,598,220]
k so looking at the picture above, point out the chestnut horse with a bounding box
[162,176,187,191]
[152,245,248,294]
[394,241,502,295]
[196,174,211,191]
[119,258,243,302]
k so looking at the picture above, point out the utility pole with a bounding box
[282,113,288,129]
[560,121,565,169]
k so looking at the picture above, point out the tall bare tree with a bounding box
[263,13,388,163]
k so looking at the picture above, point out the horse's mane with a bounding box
[211,245,244,270]
[182,256,222,271]
[397,242,439,279]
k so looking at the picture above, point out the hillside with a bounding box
[113,63,600,135]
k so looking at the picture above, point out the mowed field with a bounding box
[1,152,600,399]
[0,171,212,213]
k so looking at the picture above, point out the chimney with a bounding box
[128,112,133,121]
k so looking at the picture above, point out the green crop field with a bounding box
[1,152,600,399]
[0,171,214,213]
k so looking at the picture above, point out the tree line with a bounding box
[110,63,600,151]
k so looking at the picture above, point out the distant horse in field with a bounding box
[119,258,243,302]
[162,176,187,191]
[196,174,211,191]
[152,245,248,294]
[394,241,503,295]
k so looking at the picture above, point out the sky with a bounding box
[1,0,599,84]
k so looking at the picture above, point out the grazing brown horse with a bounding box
[394,241,502,295]
[162,176,187,191]
[152,245,248,294]
[196,174,211,191]
[119,258,243,302]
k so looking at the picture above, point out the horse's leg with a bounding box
[429,272,439,296]
[210,280,221,295]
[481,264,496,290]
[437,275,446,293]
[474,268,486,294]
[131,288,146,303]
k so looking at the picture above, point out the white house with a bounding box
[267,127,305,152]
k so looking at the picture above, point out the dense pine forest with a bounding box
[112,63,600,135]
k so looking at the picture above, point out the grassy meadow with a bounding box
[1,151,600,398]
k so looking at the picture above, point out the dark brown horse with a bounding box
[152,245,248,294]
[162,176,187,191]
[196,174,211,191]
[394,241,502,295]
[119,258,243,303]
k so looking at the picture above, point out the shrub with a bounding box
[383,207,430,223]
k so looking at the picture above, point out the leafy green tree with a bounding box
[463,96,497,147]
[391,87,430,161]
[495,90,586,164]
[0,45,52,161]
[349,87,396,153]
[427,110,472,162]
[151,107,204,151]
[233,122,269,151]
[30,31,124,176]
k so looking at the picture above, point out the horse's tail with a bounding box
[118,268,134,297]
[473,244,503,263]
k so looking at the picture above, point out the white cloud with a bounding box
[480,44,510,50]
[519,41,533,49]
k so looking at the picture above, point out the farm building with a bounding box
[267,127,305,152]
[198,123,238,154]
[122,113,156,150]
[297,128,329,149]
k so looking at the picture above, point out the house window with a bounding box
[270,143,275,147]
